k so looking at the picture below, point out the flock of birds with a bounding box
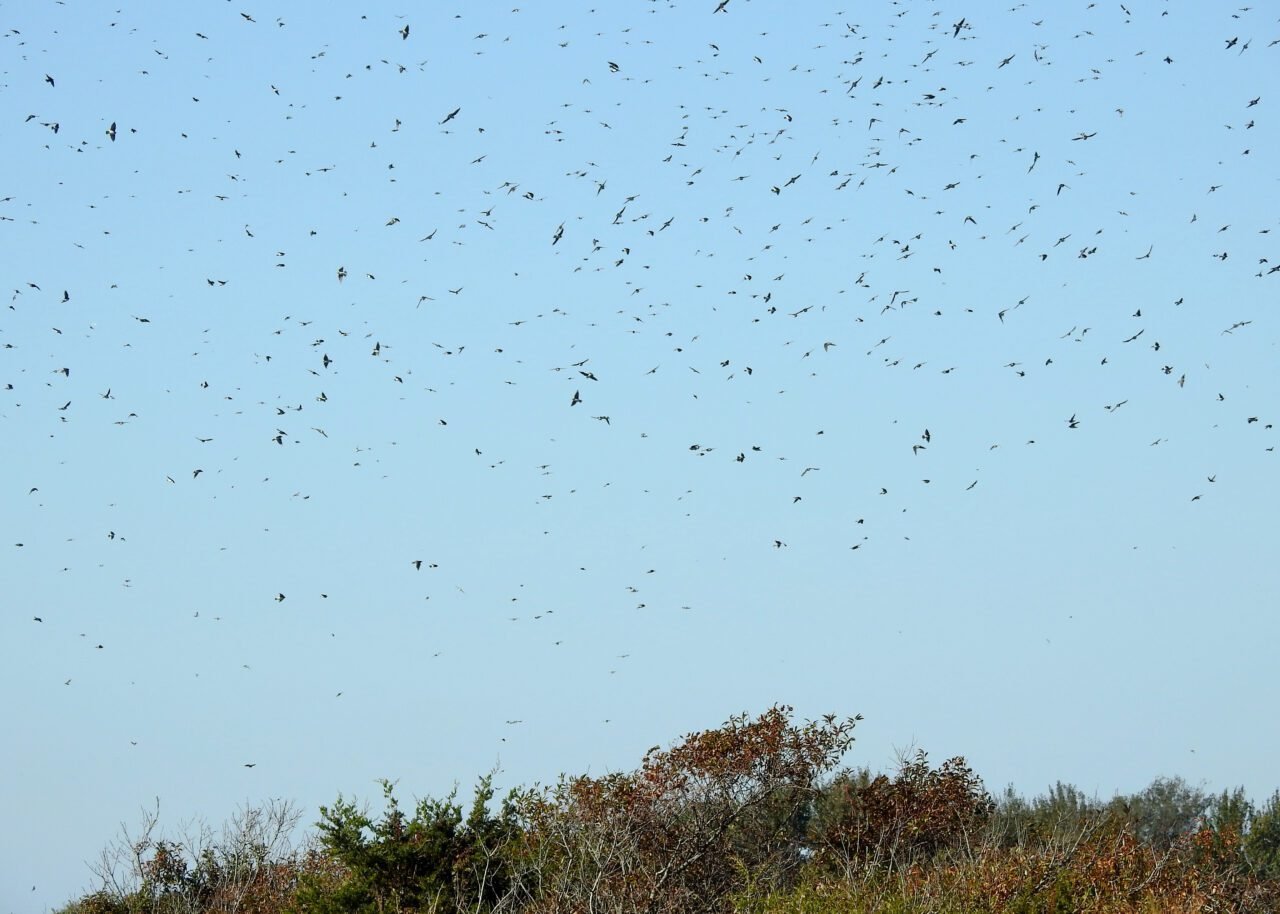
[2,2,1278,904]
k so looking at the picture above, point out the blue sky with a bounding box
[2,1,1277,909]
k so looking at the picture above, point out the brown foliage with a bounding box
[510,705,859,914]
[73,799,315,914]
[813,750,994,871]
[60,715,1280,914]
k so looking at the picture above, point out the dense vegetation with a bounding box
[60,707,1280,914]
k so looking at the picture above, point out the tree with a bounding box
[1113,776,1211,850]
[293,774,520,914]
[509,705,860,914]
[70,798,306,914]
[811,750,994,872]
[987,781,1102,850]
[1246,790,1280,879]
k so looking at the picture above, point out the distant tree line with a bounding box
[61,706,1280,914]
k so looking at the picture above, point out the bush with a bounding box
[65,799,308,914]
[509,705,860,914]
[292,774,520,914]
[812,751,993,873]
